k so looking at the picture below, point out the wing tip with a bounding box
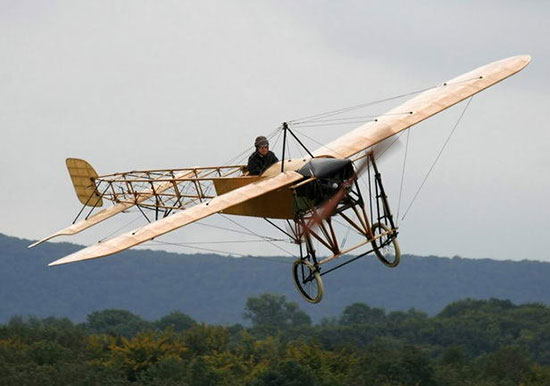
[47,241,120,266]
[506,54,531,70]
[28,235,56,249]
[28,241,41,249]
[48,260,61,267]
[517,54,532,65]
[48,253,85,267]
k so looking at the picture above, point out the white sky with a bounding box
[1,0,548,262]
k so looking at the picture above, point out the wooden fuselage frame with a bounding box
[89,158,312,221]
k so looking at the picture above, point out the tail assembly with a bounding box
[66,158,103,207]
[27,158,105,249]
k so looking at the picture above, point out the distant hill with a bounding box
[1,233,549,324]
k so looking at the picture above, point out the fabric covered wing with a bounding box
[49,171,303,266]
[313,55,531,159]
[29,170,195,248]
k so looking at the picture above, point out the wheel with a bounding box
[371,222,401,267]
[292,259,324,304]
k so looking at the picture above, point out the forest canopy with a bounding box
[1,294,550,385]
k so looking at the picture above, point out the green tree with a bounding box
[351,345,436,386]
[480,346,534,385]
[29,340,72,366]
[438,298,515,318]
[340,303,386,325]
[155,311,196,332]
[187,356,221,386]
[249,360,315,386]
[243,294,311,330]
[182,324,229,356]
[106,330,187,382]
[85,309,151,338]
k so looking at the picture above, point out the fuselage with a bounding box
[214,156,353,219]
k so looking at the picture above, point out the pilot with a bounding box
[247,136,279,175]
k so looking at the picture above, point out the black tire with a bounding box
[292,259,324,304]
[371,222,401,267]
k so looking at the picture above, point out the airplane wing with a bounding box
[29,202,136,248]
[313,55,531,159]
[48,171,304,266]
[29,169,196,248]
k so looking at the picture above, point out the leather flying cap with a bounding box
[254,136,269,148]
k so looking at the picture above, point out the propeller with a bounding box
[299,158,367,239]
[299,136,402,239]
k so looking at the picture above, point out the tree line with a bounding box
[1,294,550,385]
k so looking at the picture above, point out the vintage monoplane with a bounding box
[30,55,530,303]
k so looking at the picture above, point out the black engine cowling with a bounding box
[295,158,354,211]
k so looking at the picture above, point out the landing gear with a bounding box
[286,153,401,303]
[274,125,401,304]
[371,222,401,267]
[292,259,324,304]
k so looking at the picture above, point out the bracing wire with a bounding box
[396,128,411,224]
[374,130,405,161]
[400,97,474,221]
[291,120,376,128]
[141,240,292,264]
[145,240,249,257]
[290,127,347,159]
[270,128,284,155]
[195,221,279,240]
[223,125,281,166]
[292,112,413,129]
[98,214,144,242]
[220,214,298,259]
[157,239,286,245]
[288,85,438,124]
[294,111,414,124]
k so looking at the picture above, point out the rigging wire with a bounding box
[396,128,411,224]
[373,130,405,161]
[294,112,408,124]
[221,82,445,169]
[220,214,298,259]
[290,127,347,159]
[145,240,249,257]
[285,130,292,160]
[291,120,376,128]
[400,97,474,221]
[145,240,292,265]
[156,239,286,245]
[223,126,281,166]
[270,127,284,156]
[195,221,279,240]
[288,84,438,124]
[291,111,413,128]
[98,214,144,242]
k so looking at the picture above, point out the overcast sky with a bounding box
[1,0,548,262]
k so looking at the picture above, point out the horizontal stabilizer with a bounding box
[28,202,135,248]
[48,171,303,266]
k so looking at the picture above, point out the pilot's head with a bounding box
[254,136,269,156]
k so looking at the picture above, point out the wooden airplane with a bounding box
[30,55,530,303]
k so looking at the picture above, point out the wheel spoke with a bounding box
[292,259,324,303]
[371,222,401,268]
